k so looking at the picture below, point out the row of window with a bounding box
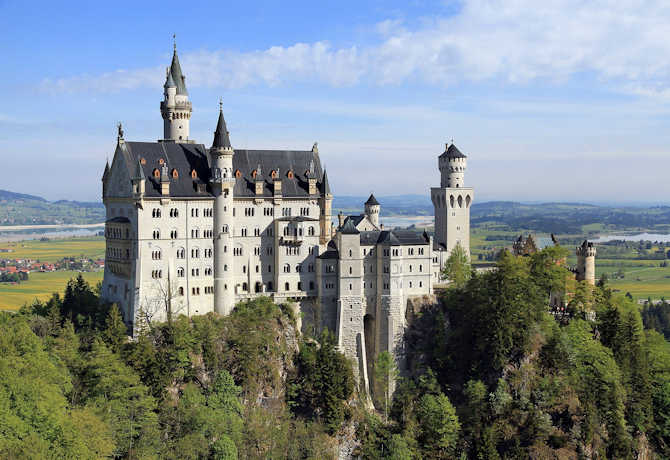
[152,208,214,219]
[106,247,130,259]
[106,227,130,239]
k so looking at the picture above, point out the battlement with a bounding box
[575,240,596,258]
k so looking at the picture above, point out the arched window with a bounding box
[466,195,471,208]
[178,287,184,296]
[171,168,178,179]
[285,282,290,291]
[284,263,291,273]
[242,282,248,292]
[449,195,455,208]
[177,267,184,277]
[153,169,160,179]
[191,169,197,179]
[457,195,463,208]
[308,226,315,236]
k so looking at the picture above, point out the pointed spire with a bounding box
[169,39,188,95]
[133,159,144,180]
[340,218,360,235]
[365,193,379,206]
[102,160,110,180]
[211,101,232,149]
[164,66,176,88]
[321,169,331,195]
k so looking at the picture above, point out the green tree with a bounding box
[374,351,399,421]
[415,392,460,458]
[441,242,471,287]
[288,329,354,433]
[103,303,128,353]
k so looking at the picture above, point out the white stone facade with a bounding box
[101,44,473,396]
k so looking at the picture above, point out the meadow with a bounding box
[0,270,103,311]
[0,236,104,262]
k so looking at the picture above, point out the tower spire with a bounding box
[212,101,232,149]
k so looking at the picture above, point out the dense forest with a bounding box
[2,246,670,458]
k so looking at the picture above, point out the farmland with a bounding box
[0,236,104,262]
[0,270,103,311]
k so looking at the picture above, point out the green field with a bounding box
[0,270,104,311]
[470,228,670,302]
[0,236,104,262]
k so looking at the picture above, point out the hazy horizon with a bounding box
[2,1,670,202]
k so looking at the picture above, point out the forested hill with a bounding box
[0,189,104,225]
[336,195,670,233]
[3,248,670,458]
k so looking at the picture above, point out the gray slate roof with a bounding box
[118,141,326,199]
[365,194,379,206]
[170,48,188,95]
[340,218,360,235]
[439,143,467,159]
[212,108,231,149]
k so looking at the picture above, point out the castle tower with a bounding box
[364,194,381,229]
[576,240,597,285]
[430,142,474,257]
[319,169,333,245]
[210,102,236,315]
[160,41,192,142]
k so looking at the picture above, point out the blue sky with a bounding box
[1,0,670,203]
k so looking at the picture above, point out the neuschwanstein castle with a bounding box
[101,44,474,389]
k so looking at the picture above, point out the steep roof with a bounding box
[170,47,188,95]
[365,193,379,206]
[320,169,331,195]
[212,107,232,149]
[164,68,176,88]
[115,141,326,199]
[439,143,467,159]
[340,218,360,235]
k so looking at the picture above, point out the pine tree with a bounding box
[103,304,127,354]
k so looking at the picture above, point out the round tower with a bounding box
[210,102,235,315]
[439,142,468,188]
[364,193,381,228]
[576,240,597,285]
[160,42,192,142]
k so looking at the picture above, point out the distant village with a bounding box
[0,251,104,283]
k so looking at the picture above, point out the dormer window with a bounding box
[172,169,178,179]
[287,170,294,179]
[235,170,242,179]
[191,169,197,179]
[271,170,278,179]
[153,168,160,179]
[251,169,258,179]
[140,158,146,165]
[158,158,165,165]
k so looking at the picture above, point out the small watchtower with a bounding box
[439,141,467,188]
[576,240,597,285]
[364,193,381,229]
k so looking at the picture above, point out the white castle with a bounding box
[101,44,474,389]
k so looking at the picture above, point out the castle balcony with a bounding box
[160,100,192,111]
[279,236,303,246]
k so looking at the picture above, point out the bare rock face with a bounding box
[336,421,360,460]
[405,294,438,325]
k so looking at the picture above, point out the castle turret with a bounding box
[160,41,192,142]
[131,158,145,198]
[210,102,235,315]
[364,193,380,229]
[319,169,333,244]
[439,142,467,188]
[576,240,596,285]
[431,142,474,259]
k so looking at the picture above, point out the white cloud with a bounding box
[41,0,670,96]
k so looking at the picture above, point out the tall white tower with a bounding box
[430,142,474,257]
[160,42,192,142]
[364,194,381,229]
[210,103,236,315]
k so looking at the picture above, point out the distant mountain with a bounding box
[0,189,47,202]
[0,190,105,226]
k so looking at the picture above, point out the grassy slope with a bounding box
[0,270,103,311]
